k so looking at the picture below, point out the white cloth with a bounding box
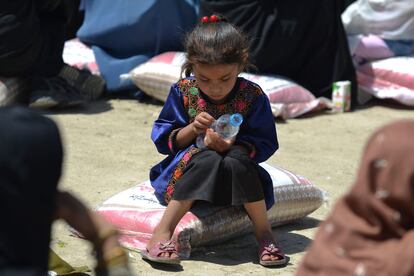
[342,0,414,40]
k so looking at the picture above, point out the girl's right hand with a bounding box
[192,112,215,135]
[204,128,234,153]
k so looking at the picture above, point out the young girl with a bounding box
[142,15,286,267]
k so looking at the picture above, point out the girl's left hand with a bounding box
[204,128,234,153]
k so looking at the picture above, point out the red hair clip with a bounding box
[201,15,220,23]
[209,15,218,22]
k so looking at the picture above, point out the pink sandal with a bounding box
[258,240,287,267]
[141,240,181,265]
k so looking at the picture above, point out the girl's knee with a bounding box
[197,149,222,161]
[191,149,222,168]
[222,152,252,169]
[222,155,242,168]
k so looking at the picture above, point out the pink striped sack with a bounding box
[348,34,394,64]
[126,51,331,119]
[357,57,414,106]
[95,163,325,258]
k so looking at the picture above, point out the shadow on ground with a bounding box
[188,217,321,267]
[296,97,414,120]
[141,258,184,272]
[39,99,113,115]
[37,90,164,116]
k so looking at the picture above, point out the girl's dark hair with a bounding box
[182,16,251,77]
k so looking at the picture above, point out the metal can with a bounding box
[332,80,351,112]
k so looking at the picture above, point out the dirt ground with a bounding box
[47,98,413,275]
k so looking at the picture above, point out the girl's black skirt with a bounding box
[172,147,264,206]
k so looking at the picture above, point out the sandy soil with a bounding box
[46,98,413,275]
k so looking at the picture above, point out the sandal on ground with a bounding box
[141,240,180,265]
[258,240,287,267]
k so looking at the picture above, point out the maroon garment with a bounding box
[296,120,414,276]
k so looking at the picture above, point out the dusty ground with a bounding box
[46,98,413,275]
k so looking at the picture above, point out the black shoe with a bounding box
[29,76,86,109]
[58,64,105,101]
[0,77,29,106]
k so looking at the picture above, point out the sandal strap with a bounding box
[147,240,178,258]
[159,240,177,252]
[264,243,281,254]
[259,241,285,259]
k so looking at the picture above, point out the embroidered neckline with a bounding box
[198,78,241,105]
[177,77,261,121]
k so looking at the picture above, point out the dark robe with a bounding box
[0,107,63,273]
[0,0,78,77]
[200,0,358,108]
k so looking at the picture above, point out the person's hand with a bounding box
[54,191,100,242]
[55,191,133,274]
[204,128,234,153]
[192,112,215,135]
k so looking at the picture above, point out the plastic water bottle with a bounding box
[196,113,243,149]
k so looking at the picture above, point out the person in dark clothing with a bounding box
[0,0,104,108]
[200,0,358,108]
[0,106,134,275]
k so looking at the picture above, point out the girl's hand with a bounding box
[204,128,234,153]
[192,112,215,135]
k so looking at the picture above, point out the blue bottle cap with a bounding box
[230,113,243,127]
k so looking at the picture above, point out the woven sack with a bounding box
[357,56,414,106]
[96,163,325,258]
